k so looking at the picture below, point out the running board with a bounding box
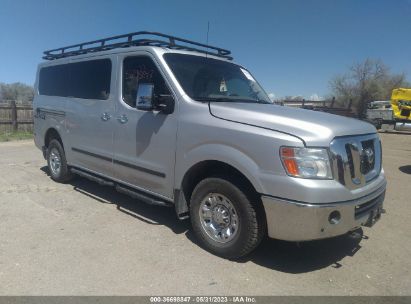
[70,167,172,208]
[116,185,172,207]
[71,168,114,187]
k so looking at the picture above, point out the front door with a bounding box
[113,54,178,199]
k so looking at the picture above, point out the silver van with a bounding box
[34,31,386,258]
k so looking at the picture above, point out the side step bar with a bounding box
[116,185,171,207]
[71,168,114,187]
[70,167,172,208]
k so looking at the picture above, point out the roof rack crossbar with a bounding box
[43,31,232,60]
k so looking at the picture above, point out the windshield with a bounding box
[163,53,271,104]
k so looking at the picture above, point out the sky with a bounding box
[0,0,410,99]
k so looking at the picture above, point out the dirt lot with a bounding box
[0,132,410,295]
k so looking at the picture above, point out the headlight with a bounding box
[280,147,332,179]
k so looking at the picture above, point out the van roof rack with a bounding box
[43,31,233,60]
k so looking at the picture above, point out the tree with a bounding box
[329,59,409,117]
[0,82,34,104]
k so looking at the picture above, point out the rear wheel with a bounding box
[46,139,73,183]
[190,177,265,259]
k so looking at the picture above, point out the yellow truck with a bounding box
[391,88,411,121]
[366,88,411,129]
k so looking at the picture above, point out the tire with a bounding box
[46,139,73,183]
[190,177,266,259]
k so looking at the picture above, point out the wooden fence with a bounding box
[0,100,33,133]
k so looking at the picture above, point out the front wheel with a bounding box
[190,177,266,259]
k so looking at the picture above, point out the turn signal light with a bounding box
[280,146,332,179]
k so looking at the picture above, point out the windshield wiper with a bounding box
[193,97,230,102]
[193,96,270,104]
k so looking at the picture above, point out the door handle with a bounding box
[101,112,111,121]
[117,114,128,124]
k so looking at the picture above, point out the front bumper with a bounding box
[261,183,386,241]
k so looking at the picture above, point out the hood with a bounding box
[209,102,376,146]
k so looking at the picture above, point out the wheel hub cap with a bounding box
[49,148,61,176]
[199,193,239,243]
[212,205,230,226]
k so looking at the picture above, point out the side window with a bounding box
[123,56,170,107]
[70,59,111,100]
[39,64,70,97]
[38,59,111,100]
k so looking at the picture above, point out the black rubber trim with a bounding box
[71,147,166,178]
[113,158,166,178]
[72,147,112,162]
[36,108,66,117]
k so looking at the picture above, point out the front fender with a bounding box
[175,143,264,193]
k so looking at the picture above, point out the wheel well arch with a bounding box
[175,160,263,218]
[44,128,63,149]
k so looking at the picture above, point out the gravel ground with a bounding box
[0,132,410,295]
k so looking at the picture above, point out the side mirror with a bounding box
[136,83,154,111]
[155,94,175,114]
[136,83,175,114]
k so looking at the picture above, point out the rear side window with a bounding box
[39,59,111,100]
[39,64,70,97]
[69,60,111,99]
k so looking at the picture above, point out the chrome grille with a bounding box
[330,134,382,189]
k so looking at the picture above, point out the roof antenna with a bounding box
[206,21,210,58]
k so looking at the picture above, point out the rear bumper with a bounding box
[261,182,386,241]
